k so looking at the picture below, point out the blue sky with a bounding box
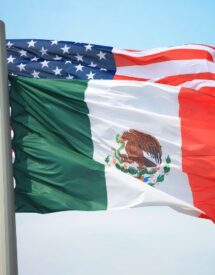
[1,1,215,275]
[2,0,215,48]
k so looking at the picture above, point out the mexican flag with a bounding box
[10,76,215,222]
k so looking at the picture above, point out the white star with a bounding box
[100,68,107,71]
[27,40,36,48]
[31,57,39,62]
[53,55,62,61]
[86,71,95,80]
[40,60,49,68]
[19,49,27,57]
[84,44,93,51]
[52,66,62,75]
[65,60,72,64]
[66,74,74,79]
[75,53,83,62]
[7,55,16,64]
[40,47,48,56]
[7,41,13,48]
[61,44,70,54]
[31,70,40,78]
[17,63,26,71]
[75,64,84,72]
[97,51,106,60]
[51,40,58,45]
[89,61,97,67]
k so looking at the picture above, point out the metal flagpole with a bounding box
[0,20,18,275]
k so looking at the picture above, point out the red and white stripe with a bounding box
[113,44,215,91]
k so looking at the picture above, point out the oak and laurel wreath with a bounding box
[105,134,171,187]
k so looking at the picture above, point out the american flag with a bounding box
[6,39,215,93]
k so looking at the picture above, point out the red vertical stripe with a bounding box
[179,87,215,222]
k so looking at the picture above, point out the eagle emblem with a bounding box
[105,129,171,187]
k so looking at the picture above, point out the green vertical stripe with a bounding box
[10,76,107,213]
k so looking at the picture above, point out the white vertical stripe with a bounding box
[85,80,193,207]
[105,166,202,217]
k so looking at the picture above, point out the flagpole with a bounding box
[0,20,18,275]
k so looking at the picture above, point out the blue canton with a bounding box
[6,39,116,80]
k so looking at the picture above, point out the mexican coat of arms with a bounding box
[105,129,171,187]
